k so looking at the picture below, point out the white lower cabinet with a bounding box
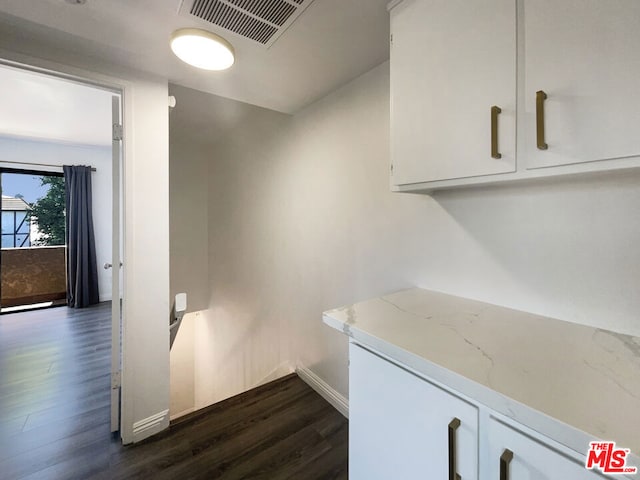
[349,343,478,480]
[487,419,605,480]
[349,342,611,480]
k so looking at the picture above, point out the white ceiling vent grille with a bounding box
[179,0,315,48]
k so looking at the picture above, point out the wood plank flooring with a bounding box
[0,304,348,479]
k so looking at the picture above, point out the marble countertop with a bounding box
[323,288,640,463]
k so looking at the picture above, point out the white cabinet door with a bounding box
[487,418,607,480]
[349,343,478,480]
[390,0,516,185]
[524,0,640,169]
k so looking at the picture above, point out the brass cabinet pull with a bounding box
[448,418,462,480]
[500,449,514,480]
[536,90,548,150]
[491,106,502,159]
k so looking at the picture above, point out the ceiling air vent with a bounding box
[178,0,315,48]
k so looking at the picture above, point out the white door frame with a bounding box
[0,51,173,445]
[110,95,123,432]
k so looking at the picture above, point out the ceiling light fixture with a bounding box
[170,28,235,71]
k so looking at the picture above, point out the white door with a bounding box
[390,0,516,185]
[349,343,478,480]
[487,418,607,480]
[524,0,640,169]
[110,95,123,433]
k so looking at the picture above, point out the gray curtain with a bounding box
[64,165,99,308]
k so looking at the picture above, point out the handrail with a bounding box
[169,292,187,349]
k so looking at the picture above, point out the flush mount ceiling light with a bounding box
[170,28,235,71]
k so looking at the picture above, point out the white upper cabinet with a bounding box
[524,0,640,169]
[390,0,517,185]
[390,0,640,192]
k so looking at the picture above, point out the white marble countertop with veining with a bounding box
[323,288,640,463]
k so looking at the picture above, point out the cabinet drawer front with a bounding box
[390,0,516,185]
[349,343,478,480]
[487,418,607,480]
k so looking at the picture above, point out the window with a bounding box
[1,210,30,248]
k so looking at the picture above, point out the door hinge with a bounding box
[390,164,394,175]
[390,34,393,46]
[111,370,121,389]
[112,123,123,141]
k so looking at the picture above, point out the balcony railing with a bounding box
[1,245,66,308]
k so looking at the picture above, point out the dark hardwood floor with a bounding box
[0,304,348,479]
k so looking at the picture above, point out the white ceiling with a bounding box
[0,65,114,146]
[0,0,390,114]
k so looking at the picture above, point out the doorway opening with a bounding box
[0,60,124,446]
[1,169,66,312]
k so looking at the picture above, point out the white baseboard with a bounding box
[99,292,112,303]
[169,407,195,422]
[132,409,169,442]
[193,363,296,412]
[255,361,295,388]
[296,365,349,418]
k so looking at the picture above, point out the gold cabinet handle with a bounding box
[491,106,502,159]
[536,90,548,150]
[500,449,514,480]
[448,418,462,480]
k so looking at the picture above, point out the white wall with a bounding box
[120,76,170,443]
[419,174,640,338]
[0,50,171,444]
[197,106,295,408]
[171,60,640,409]
[0,136,113,301]
[175,62,430,406]
[169,137,209,313]
[168,134,210,418]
